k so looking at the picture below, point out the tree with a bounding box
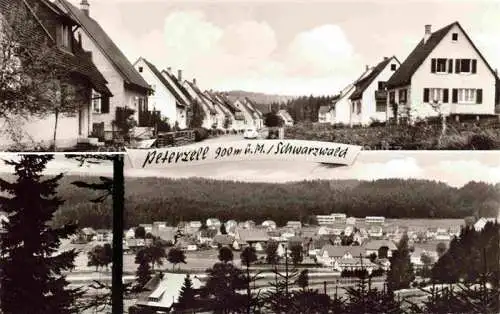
[176,274,196,311]
[167,247,187,270]
[0,155,82,313]
[134,248,152,290]
[436,242,447,257]
[148,238,167,270]
[240,247,258,268]
[88,245,105,271]
[0,5,90,150]
[266,240,280,265]
[264,111,283,127]
[102,243,113,270]
[218,246,234,263]
[134,226,146,239]
[386,233,415,292]
[220,223,227,235]
[189,99,205,128]
[296,269,309,290]
[290,244,303,266]
[203,262,248,313]
[112,107,137,143]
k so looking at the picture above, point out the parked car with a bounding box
[244,128,259,139]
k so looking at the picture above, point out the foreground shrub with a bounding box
[194,128,209,142]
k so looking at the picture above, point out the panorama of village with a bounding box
[0,0,500,151]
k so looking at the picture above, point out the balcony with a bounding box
[374,90,388,101]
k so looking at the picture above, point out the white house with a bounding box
[233,99,255,129]
[349,56,401,125]
[318,106,333,123]
[161,68,193,129]
[183,79,217,129]
[261,220,277,230]
[206,92,236,131]
[58,0,151,140]
[277,109,294,126]
[202,92,226,129]
[243,98,264,129]
[330,67,373,125]
[0,0,113,150]
[386,22,500,122]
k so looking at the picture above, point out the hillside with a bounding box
[29,175,500,229]
[222,90,296,113]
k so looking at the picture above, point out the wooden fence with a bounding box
[155,130,196,148]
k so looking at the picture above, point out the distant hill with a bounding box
[38,175,500,229]
[221,90,297,113]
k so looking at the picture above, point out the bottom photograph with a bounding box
[0,152,499,314]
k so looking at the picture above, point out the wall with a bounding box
[410,24,496,118]
[182,82,213,129]
[134,60,177,126]
[234,101,255,128]
[333,87,355,125]
[356,58,399,125]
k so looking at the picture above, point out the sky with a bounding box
[0,152,499,188]
[65,0,500,96]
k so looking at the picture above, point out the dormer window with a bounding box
[452,33,458,41]
[138,66,143,73]
[390,64,397,71]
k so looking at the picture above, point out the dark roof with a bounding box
[57,0,150,93]
[161,70,193,103]
[139,58,187,108]
[3,0,111,96]
[387,22,498,89]
[318,106,330,114]
[186,82,217,114]
[349,57,395,100]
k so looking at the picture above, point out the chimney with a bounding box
[178,69,182,81]
[424,24,432,43]
[384,56,389,60]
[192,78,197,85]
[365,65,369,71]
[167,67,172,74]
[80,0,90,16]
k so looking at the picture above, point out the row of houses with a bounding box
[0,0,265,149]
[319,22,500,126]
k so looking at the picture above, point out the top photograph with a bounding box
[0,0,499,152]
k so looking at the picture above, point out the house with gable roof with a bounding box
[318,106,332,123]
[349,56,401,125]
[277,109,294,126]
[205,91,235,131]
[203,91,228,130]
[316,244,364,267]
[57,0,152,140]
[386,22,500,123]
[329,67,373,125]
[243,97,264,128]
[232,99,256,129]
[0,0,112,149]
[161,68,193,128]
[132,59,191,129]
[183,79,217,129]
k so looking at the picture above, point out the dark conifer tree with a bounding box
[0,155,82,314]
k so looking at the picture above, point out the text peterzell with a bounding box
[140,141,350,168]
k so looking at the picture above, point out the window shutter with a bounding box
[455,59,461,73]
[443,89,449,103]
[101,97,110,113]
[452,89,458,103]
[471,59,477,74]
[423,88,429,103]
[476,89,482,104]
[448,59,453,73]
[431,59,436,73]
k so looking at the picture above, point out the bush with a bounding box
[194,128,209,142]
[468,133,497,149]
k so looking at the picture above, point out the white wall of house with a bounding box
[77,29,145,131]
[233,100,255,128]
[134,60,177,127]
[162,70,191,129]
[333,87,355,125]
[351,57,400,125]
[394,25,496,120]
[182,82,213,129]
[0,105,91,149]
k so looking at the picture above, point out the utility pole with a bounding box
[112,155,125,314]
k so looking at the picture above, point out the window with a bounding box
[399,89,407,103]
[423,88,449,103]
[376,101,386,112]
[389,91,395,104]
[436,58,447,72]
[455,59,477,74]
[378,81,386,90]
[356,102,361,114]
[138,66,143,73]
[92,91,101,113]
[453,88,482,104]
[390,64,397,71]
[452,33,458,41]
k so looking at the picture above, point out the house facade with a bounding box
[277,109,294,126]
[349,56,401,125]
[318,106,332,123]
[58,0,151,141]
[386,22,499,122]
[183,79,217,129]
[161,68,193,129]
[233,99,255,128]
[0,0,111,149]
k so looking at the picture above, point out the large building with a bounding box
[316,213,347,225]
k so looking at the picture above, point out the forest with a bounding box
[46,175,500,229]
